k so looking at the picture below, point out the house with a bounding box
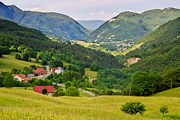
[13,74,25,82]
[51,68,58,73]
[28,74,35,78]
[34,86,54,93]
[51,67,64,74]
[34,68,47,75]
[23,78,32,82]
[13,74,32,82]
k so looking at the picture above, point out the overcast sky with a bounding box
[1,0,180,20]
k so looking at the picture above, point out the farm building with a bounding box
[51,67,64,74]
[34,68,47,75]
[34,86,54,93]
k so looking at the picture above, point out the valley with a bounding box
[0,1,180,120]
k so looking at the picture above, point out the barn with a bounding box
[34,86,54,94]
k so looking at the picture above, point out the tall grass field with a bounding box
[0,88,180,120]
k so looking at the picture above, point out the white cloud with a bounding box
[89,10,118,16]
[31,7,44,12]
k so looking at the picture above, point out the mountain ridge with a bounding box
[0,2,89,40]
[85,8,180,43]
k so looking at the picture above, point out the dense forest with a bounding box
[0,19,122,68]
[122,17,180,73]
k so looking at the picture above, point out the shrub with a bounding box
[160,105,169,115]
[65,86,79,96]
[121,102,146,115]
[42,88,47,94]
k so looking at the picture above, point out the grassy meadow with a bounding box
[0,52,43,72]
[153,87,180,97]
[0,88,180,120]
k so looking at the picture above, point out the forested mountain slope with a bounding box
[122,17,180,73]
[0,19,121,68]
[0,2,89,40]
[85,8,180,43]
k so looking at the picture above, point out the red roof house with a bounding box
[23,78,32,82]
[34,86,54,93]
[34,68,47,75]
[51,68,58,73]
[13,74,26,82]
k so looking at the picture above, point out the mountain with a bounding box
[0,2,89,40]
[122,17,180,73]
[77,20,105,30]
[85,8,180,43]
[0,19,121,68]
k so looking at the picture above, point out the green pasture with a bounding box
[0,88,180,120]
[0,52,43,72]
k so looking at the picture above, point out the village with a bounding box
[11,67,63,94]
[0,66,96,96]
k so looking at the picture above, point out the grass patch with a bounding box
[1,88,180,120]
[153,87,180,97]
[79,91,93,97]
[13,87,34,91]
[85,68,97,78]
[0,52,43,72]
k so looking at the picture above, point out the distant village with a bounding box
[0,67,64,94]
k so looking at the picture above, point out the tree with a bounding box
[160,105,169,115]
[2,73,15,88]
[42,88,47,94]
[0,46,3,57]
[9,45,16,52]
[65,86,79,96]
[0,76,4,87]
[65,81,72,89]
[22,53,29,61]
[121,102,146,115]
[15,53,22,60]
[131,71,150,96]
[163,68,180,89]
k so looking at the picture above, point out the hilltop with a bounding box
[85,8,180,43]
[0,2,89,40]
[122,17,180,73]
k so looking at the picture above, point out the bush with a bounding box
[65,86,79,96]
[121,102,146,115]
[42,88,47,94]
[160,105,169,115]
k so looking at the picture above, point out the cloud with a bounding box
[31,7,44,12]
[89,10,118,16]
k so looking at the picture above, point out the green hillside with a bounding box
[0,2,89,40]
[0,52,43,72]
[0,19,121,68]
[85,8,180,43]
[153,87,180,97]
[1,88,180,120]
[122,17,180,73]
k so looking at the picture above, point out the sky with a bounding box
[1,0,180,20]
